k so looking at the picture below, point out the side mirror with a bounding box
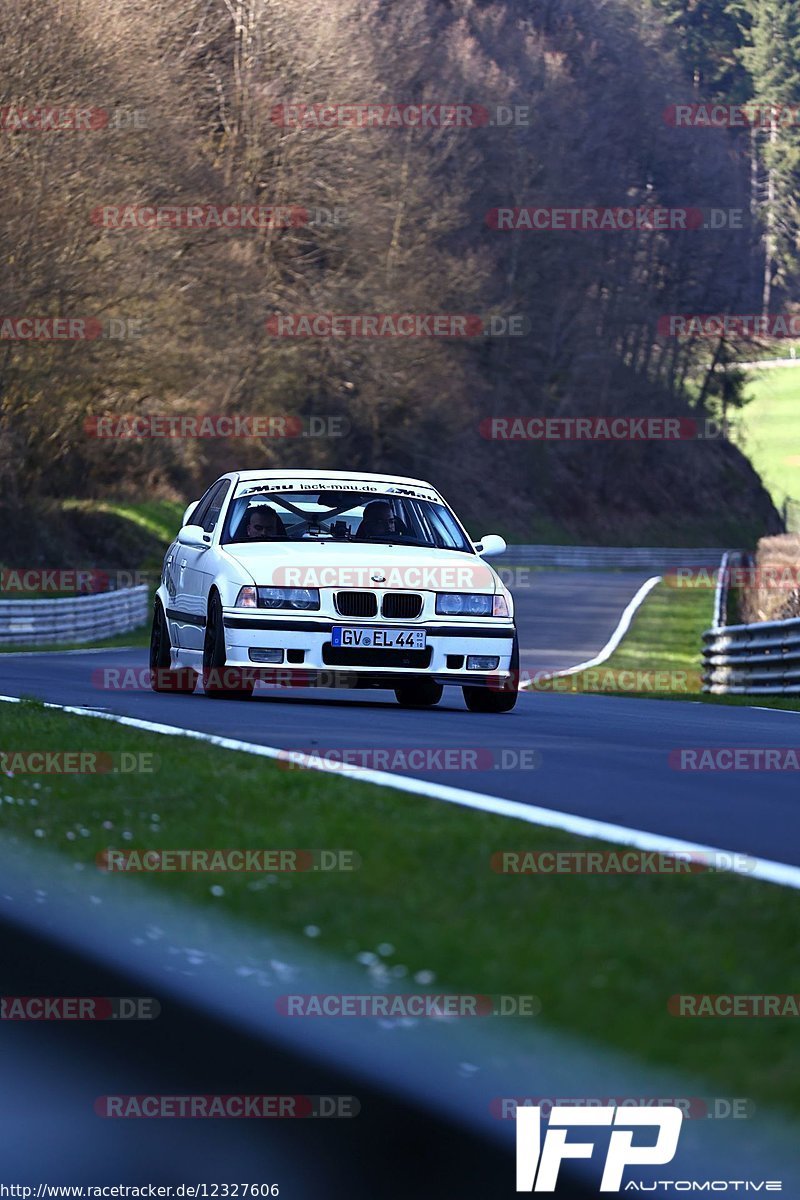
[474,534,506,558]
[177,524,210,548]
[182,500,200,526]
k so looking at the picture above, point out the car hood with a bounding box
[220,540,499,591]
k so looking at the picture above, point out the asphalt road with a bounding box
[2,569,799,866]
[512,568,654,673]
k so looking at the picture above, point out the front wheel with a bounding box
[462,634,519,713]
[203,592,254,699]
[149,600,197,694]
[394,680,443,708]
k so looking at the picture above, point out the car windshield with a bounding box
[221,487,473,551]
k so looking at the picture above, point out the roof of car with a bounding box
[230,469,437,489]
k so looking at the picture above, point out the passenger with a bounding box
[355,500,407,540]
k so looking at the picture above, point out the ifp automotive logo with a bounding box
[515,1105,683,1191]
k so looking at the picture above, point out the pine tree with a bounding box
[651,0,749,97]
[735,0,800,310]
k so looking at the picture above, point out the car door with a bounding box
[179,478,232,651]
[170,480,226,650]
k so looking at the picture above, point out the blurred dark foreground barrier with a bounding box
[0,836,797,1196]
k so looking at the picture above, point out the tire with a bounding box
[149,600,197,694]
[394,680,443,708]
[203,591,254,699]
[462,634,519,713]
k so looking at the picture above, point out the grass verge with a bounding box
[732,368,800,510]
[2,698,798,1114]
[61,498,185,548]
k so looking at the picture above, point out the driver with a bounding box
[355,500,407,540]
[242,504,287,540]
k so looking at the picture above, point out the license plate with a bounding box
[331,626,426,650]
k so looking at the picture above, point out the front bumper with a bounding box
[221,611,516,686]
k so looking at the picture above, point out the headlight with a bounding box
[435,593,510,617]
[257,586,320,611]
[436,593,492,616]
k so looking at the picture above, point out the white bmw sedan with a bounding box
[150,470,518,711]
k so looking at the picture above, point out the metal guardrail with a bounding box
[710,549,743,631]
[504,545,726,569]
[0,584,150,646]
[703,615,800,695]
[703,549,800,693]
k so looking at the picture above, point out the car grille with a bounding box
[323,645,432,669]
[381,593,422,619]
[335,591,378,617]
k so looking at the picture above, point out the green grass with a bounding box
[61,498,185,546]
[732,367,800,510]
[600,582,710,675]
[1,697,798,1115]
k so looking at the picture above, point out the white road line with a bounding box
[2,692,798,891]
[520,574,662,686]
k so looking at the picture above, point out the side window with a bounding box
[190,481,222,530]
[225,497,248,541]
[408,500,440,547]
[424,503,466,550]
[201,480,230,533]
